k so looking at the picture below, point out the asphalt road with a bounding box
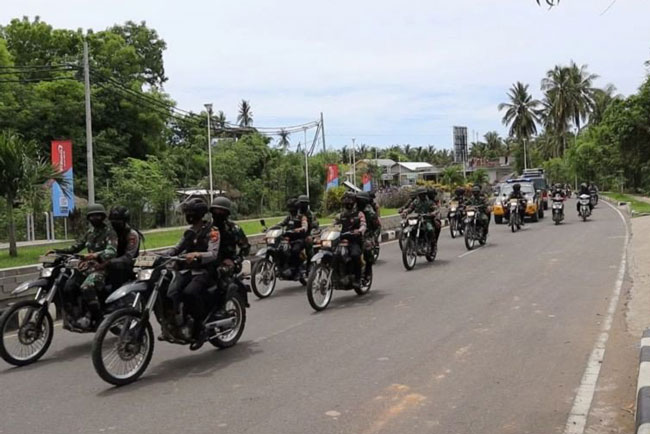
[0,200,626,434]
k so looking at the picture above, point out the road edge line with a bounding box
[563,199,629,434]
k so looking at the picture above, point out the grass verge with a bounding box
[602,192,650,215]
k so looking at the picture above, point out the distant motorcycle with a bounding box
[401,214,436,270]
[448,201,465,239]
[551,196,565,225]
[463,206,487,250]
[508,199,522,232]
[306,225,372,312]
[579,194,592,221]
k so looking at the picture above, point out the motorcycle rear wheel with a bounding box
[355,268,372,296]
[210,292,246,349]
[92,308,154,386]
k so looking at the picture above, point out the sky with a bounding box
[2,0,650,151]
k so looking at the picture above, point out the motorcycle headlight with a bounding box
[528,199,534,205]
[40,267,54,278]
[408,219,418,226]
[322,240,332,248]
[466,211,475,217]
[266,238,275,245]
[137,269,154,281]
[450,207,457,212]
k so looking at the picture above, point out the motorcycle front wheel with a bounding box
[449,219,457,238]
[356,267,372,296]
[251,258,276,299]
[402,238,417,271]
[92,308,154,386]
[307,265,333,312]
[0,300,53,366]
[464,225,476,250]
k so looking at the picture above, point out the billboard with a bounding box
[51,140,75,217]
[326,164,339,190]
[453,126,468,163]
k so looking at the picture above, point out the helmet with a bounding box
[513,183,521,192]
[87,203,107,218]
[427,188,437,199]
[342,191,356,206]
[181,198,208,216]
[108,206,130,222]
[471,185,481,195]
[286,198,298,210]
[555,183,562,189]
[356,191,370,202]
[581,182,587,188]
[297,195,309,204]
[210,196,232,214]
[369,191,376,200]
[416,187,427,196]
[455,187,465,197]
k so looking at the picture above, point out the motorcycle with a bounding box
[398,218,407,251]
[552,195,565,225]
[508,199,522,233]
[0,253,130,366]
[401,214,437,271]
[590,191,599,207]
[463,206,487,250]
[306,225,372,312]
[91,254,249,386]
[251,221,311,299]
[579,194,592,221]
[448,201,465,239]
[371,231,381,263]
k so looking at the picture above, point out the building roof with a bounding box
[397,162,434,171]
[360,158,396,167]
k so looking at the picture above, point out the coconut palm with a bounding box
[498,82,541,142]
[590,84,621,126]
[0,131,67,257]
[483,131,503,158]
[277,129,291,151]
[237,100,253,127]
[215,110,227,128]
[441,165,465,187]
[567,61,599,131]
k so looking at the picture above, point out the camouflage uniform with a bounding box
[360,203,380,267]
[56,223,117,310]
[216,219,250,273]
[334,207,367,282]
[106,225,140,287]
[467,193,491,234]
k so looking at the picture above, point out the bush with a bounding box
[322,186,347,214]
[376,187,412,209]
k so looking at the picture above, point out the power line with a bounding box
[0,76,79,84]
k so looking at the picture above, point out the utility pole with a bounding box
[320,112,326,153]
[304,127,310,198]
[204,104,214,202]
[352,138,357,187]
[523,138,528,171]
[83,39,95,205]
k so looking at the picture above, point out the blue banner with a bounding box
[51,140,75,217]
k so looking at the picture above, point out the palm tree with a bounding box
[277,129,291,151]
[483,131,503,158]
[237,99,253,127]
[0,131,67,257]
[215,110,227,128]
[441,166,464,188]
[590,84,621,126]
[567,61,598,131]
[499,82,541,141]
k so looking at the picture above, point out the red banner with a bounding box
[51,140,72,172]
[326,164,339,189]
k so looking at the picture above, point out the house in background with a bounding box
[466,156,514,184]
[386,162,442,186]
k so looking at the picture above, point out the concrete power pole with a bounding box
[320,112,326,153]
[83,39,95,204]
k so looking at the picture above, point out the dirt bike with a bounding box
[91,254,249,386]
[0,253,132,366]
[306,225,372,312]
[401,214,437,271]
[448,201,465,239]
[508,199,522,233]
[463,206,487,250]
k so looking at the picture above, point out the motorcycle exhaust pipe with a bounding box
[204,317,236,330]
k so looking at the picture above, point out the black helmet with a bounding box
[108,206,130,222]
[286,198,297,210]
[513,183,521,192]
[356,191,370,202]
[342,191,356,206]
[297,195,309,204]
[369,191,376,200]
[416,187,427,196]
[472,185,481,195]
[555,183,562,190]
[182,198,208,216]
[581,182,587,188]
[455,187,465,196]
[87,203,107,218]
[210,196,232,214]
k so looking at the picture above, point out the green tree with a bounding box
[0,131,67,256]
[498,82,541,142]
[468,168,489,186]
[441,166,465,188]
[277,129,291,151]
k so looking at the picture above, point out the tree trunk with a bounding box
[7,195,17,257]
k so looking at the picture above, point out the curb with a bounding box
[637,330,650,433]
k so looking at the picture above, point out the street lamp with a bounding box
[204,103,214,202]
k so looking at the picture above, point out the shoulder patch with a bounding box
[210,228,220,242]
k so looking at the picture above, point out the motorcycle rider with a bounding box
[507,183,527,225]
[368,191,380,214]
[94,206,142,289]
[164,198,220,346]
[467,185,491,236]
[577,182,594,214]
[50,203,117,328]
[399,190,418,214]
[209,197,250,275]
[334,192,367,290]
[273,198,308,278]
[403,187,438,251]
[297,194,316,262]
[451,187,467,206]
[551,183,566,200]
[356,191,381,277]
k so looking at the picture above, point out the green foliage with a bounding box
[542,158,572,185]
[322,186,347,215]
[441,166,465,188]
[468,169,489,186]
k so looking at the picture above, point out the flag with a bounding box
[51,140,75,217]
[326,164,339,190]
[362,173,372,192]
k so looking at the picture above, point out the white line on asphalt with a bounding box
[458,247,482,258]
[638,362,650,397]
[563,200,629,434]
[641,337,650,348]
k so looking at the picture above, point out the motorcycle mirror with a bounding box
[260,219,266,227]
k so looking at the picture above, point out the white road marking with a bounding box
[458,247,482,258]
[639,423,650,434]
[641,337,650,348]
[563,200,629,434]
[638,362,650,397]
